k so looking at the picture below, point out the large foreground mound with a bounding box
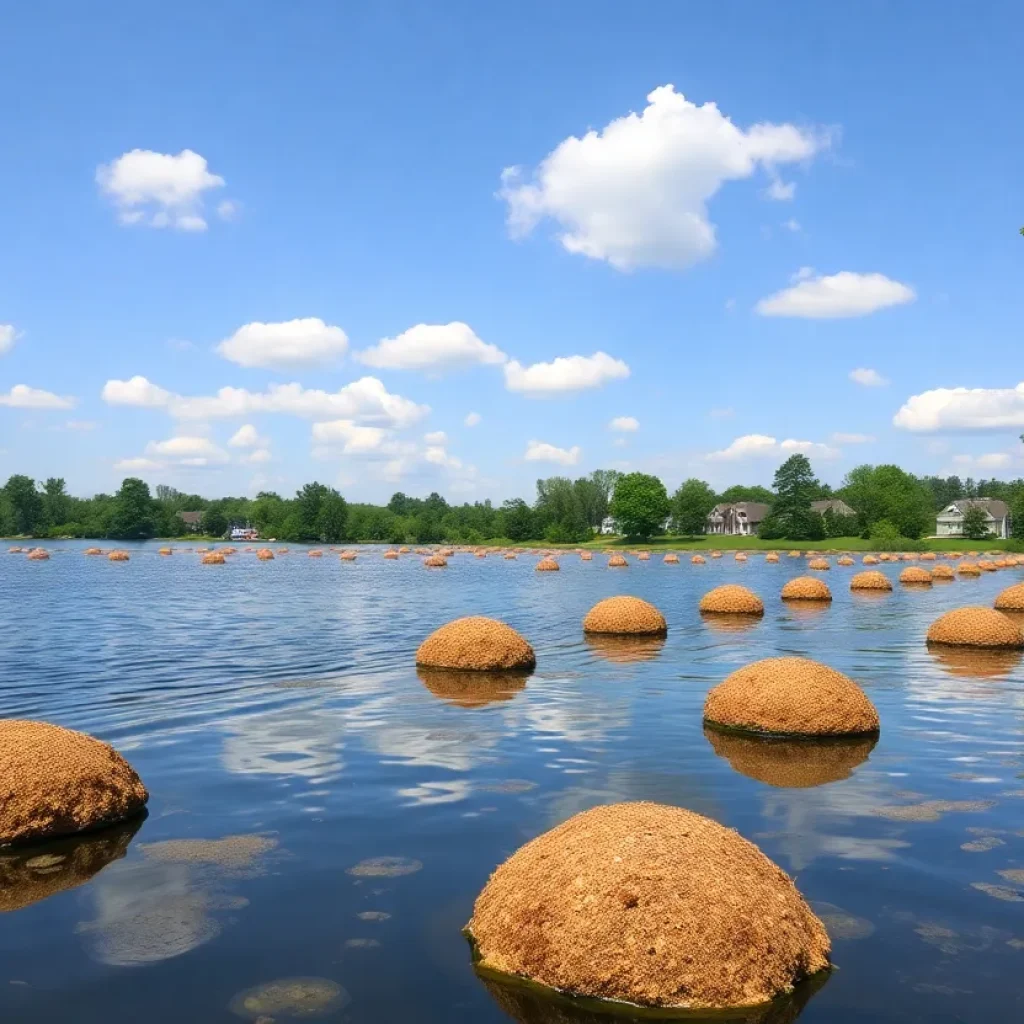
[699,585,764,616]
[850,571,892,592]
[0,720,149,846]
[466,802,830,1009]
[703,658,879,737]
[781,577,832,602]
[582,596,666,636]
[416,617,536,671]
[995,583,1024,612]
[536,557,560,572]
[899,567,932,586]
[925,607,1024,649]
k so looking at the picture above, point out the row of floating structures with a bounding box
[5,586,1023,1015]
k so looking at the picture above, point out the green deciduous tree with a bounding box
[108,478,157,540]
[718,484,775,505]
[960,505,991,540]
[3,475,45,535]
[840,464,934,539]
[316,491,349,543]
[759,455,822,540]
[501,498,534,541]
[42,477,71,528]
[203,507,228,538]
[609,473,670,540]
[671,478,717,535]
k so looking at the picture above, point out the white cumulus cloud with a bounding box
[831,432,876,444]
[504,352,629,396]
[102,376,174,408]
[464,411,481,427]
[765,178,796,201]
[228,424,265,448]
[949,452,1013,471]
[424,445,463,469]
[0,385,76,409]
[894,381,1024,432]
[706,434,839,461]
[145,435,228,466]
[849,368,890,388]
[424,430,448,445]
[217,318,349,369]
[609,416,639,432]
[114,457,163,473]
[0,324,16,355]
[499,84,828,271]
[243,448,272,464]
[524,440,580,465]
[96,149,226,231]
[756,272,915,319]
[357,322,506,372]
[310,420,391,454]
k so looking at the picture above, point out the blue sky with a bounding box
[1,1,1022,502]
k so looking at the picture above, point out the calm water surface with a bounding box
[2,545,1023,1023]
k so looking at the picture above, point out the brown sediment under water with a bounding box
[1,541,1023,1022]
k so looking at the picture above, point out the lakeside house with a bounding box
[177,510,204,533]
[935,498,1010,539]
[706,502,770,536]
[811,498,857,518]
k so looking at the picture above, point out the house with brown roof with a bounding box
[706,502,771,536]
[811,499,857,518]
[177,510,204,532]
[935,498,1010,540]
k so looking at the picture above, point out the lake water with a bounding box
[1,543,1023,1024]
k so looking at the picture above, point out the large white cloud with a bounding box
[609,416,639,432]
[706,434,839,461]
[524,439,580,465]
[145,436,228,466]
[357,322,506,372]
[216,318,349,369]
[504,352,629,396]
[228,424,264,448]
[0,324,15,355]
[756,272,915,319]
[499,84,827,271]
[0,385,76,409]
[894,381,1024,432]
[101,375,427,428]
[96,149,226,231]
[849,367,890,387]
[310,419,391,454]
[464,411,481,427]
[113,457,163,473]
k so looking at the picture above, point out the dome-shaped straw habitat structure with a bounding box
[734,552,748,562]
[201,551,226,565]
[921,552,937,561]
[0,720,148,846]
[711,550,722,559]
[398,546,411,554]
[807,558,830,571]
[704,727,877,789]
[995,583,1024,612]
[926,607,1024,649]
[417,667,528,709]
[582,596,667,636]
[978,560,997,572]
[535,556,559,572]
[663,552,679,564]
[108,550,130,562]
[339,550,357,561]
[900,566,932,586]
[691,554,706,564]
[788,550,801,558]
[703,657,879,737]
[8,546,24,553]
[158,547,172,556]
[637,551,650,561]
[862,555,879,565]
[27,549,49,561]
[416,617,535,672]
[579,551,593,561]
[308,549,324,558]
[256,548,275,561]
[765,552,780,563]
[383,550,399,559]
[84,547,103,556]
[607,553,627,568]
[931,564,955,580]
[958,562,981,576]
[781,577,832,602]
[504,552,517,560]
[837,556,854,566]
[423,554,447,567]
[699,584,764,617]
[850,571,892,592]
[465,801,831,1011]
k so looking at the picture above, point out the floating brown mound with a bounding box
[837,556,854,566]
[663,553,679,564]
[308,549,324,558]
[416,617,535,671]
[978,560,997,572]
[201,551,226,565]
[399,546,411,554]
[691,554,706,564]
[504,552,517,560]
[158,547,172,556]
[862,555,879,565]
[256,548,275,561]
[931,564,955,580]
[898,566,931,585]
[637,552,650,561]
[108,550,130,562]
[424,554,447,567]
[536,557,559,572]
[84,548,103,556]
[8,547,23,554]
[580,551,593,561]
[926,607,1024,649]
[765,553,780,563]
[807,558,830,571]
[699,585,764,616]
[27,549,49,561]
[0,720,148,846]
[220,547,237,556]
[735,552,748,562]
[466,802,831,1009]
[995,584,1024,612]
[901,553,916,562]
[711,550,722,559]
[850,571,892,592]
[607,554,627,568]
[921,552,937,561]
[781,577,832,602]
[339,550,357,561]
[582,596,667,636]
[788,551,801,558]
[383,550,399,559]
[704,728,876,789]
[958,562,981,576]
[417,667,528,708]
[703,657,879,737]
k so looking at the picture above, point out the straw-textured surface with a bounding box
[850,571,892,592]
[921,552,937,561]
[0,720,148,846]
[339,550,357,561]
[691,554,706,564]
[607,554,627,568]
[995,583,1024,612]
[108,551,129,562]
[536,557,560,572]
[711,551,722,559]
[416,617,535,671]
[862,555,879,565]
[308,550,324,558]
[383,551,399,559]
[201,551,225,565]
[663,553,679,564]
[580,552,593,561]
[704,657,879,737]
[466,801,830,1009]
[837,556,854,566]
[582,597,667,636]
[637,552,650,561]
[27,549,49,561]
[899,566,932,585]
[765,553,779,563]
[84,548,103,556]
[780,577,832,602]
[158,548,172,556]
[807,558,830,571]
[704,728,876,789]
[424,554,448,567]
[788,551,800,558]
[931,564,955,580]
[926,607,1024,649]
[735,553,748,562]
[978,560,997,572]
[699,585,764,616]
[958,562,981,576]
[257,548,275,561]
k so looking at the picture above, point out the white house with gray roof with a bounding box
[935,498,1010,539]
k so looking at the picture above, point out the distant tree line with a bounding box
[2,460,1023,544]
